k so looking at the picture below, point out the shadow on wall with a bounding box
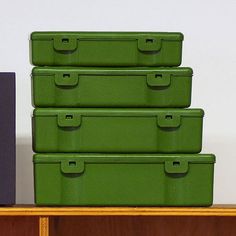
[202,134,236,204]
[16,137,34,204]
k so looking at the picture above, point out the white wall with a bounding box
[1,0,235,204]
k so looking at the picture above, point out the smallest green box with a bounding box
[34,153,215,206]
[30,32,183,66]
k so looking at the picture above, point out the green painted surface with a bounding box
[34,153,215,206]
[30,32,183,66]
[32,108,203,153]
[32,67,192,108]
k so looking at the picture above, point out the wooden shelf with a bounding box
[1,205,236,236]
[0,204,236,216]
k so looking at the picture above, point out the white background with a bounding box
[0,0,235,204]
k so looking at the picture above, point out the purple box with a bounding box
[0,73,15,204]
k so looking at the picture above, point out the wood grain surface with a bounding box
[0,216,38,236]
[39,217,49,236]
[50,216,236,236]
[1,205,236,216]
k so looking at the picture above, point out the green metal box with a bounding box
[32,108,203,153]
[30,32,183,66]
[34,153,215,206]
[32,67,192,108]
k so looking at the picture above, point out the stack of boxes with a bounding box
[30,32,215,206]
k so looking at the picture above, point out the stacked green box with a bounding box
[30,32,215,206]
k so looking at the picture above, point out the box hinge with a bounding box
[146,73,171,87]
[53,36,78,51]
[157,114,181,128]
[57,113,81,128]
[55,73,79,87]
[165,160,189,174]
[138,36,162,52]
[61,160,85,174]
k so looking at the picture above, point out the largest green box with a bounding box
[30,32,183,66]
[34,153,215,206]
[32,67,192,108]
[32,108,204,153]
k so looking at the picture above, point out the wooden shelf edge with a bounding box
[0,205,235,216]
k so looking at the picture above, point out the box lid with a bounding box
[34,154,215,174]
[34,153,215,163]
[31,32,183,41]
[33,108,204,118]
[32,67,193,77]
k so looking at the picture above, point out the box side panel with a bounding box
[34,157,214,206]
[32,72,192,108]
[31,35,182,66]
[33,113,202,153]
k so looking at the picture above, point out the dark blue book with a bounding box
[0,72,15,205]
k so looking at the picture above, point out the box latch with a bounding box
[55,73,79,87]
[138,36,162,52]
[157,114,181,128]
[61,160,85,174]
[53,36,78,51]
[57,113,81,128]
[165,160,188,174]
[146,73,171,87]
